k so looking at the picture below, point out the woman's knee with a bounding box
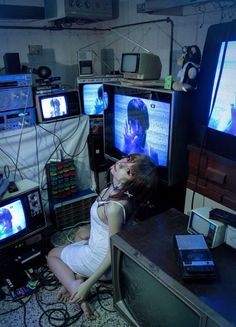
[74,225,90,241]
[47,247,63,259]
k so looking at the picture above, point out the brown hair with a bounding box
[109,153,159,206]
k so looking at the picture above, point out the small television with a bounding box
[103,83,192,185]
[121,52,162,80]
[35,89,80,123]
[0,181,46,253]
[193,20,236,161]
[78,82,106,117]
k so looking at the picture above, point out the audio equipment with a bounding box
[0,73,32,88]
[0,107,36,131]
[101,48,114,75]
[0,86,34,112]
[3,53,21,74]
[88,134,107,172]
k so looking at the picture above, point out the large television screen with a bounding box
[208,41,236,136]
[113,94,170,166]
[104,83,191,185]
[193,20,236,161]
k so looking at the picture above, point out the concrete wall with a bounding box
[0,1,235,85]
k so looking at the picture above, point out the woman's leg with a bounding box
[47,247,96,319]
[47,247,82,296]
[74,224,90,242]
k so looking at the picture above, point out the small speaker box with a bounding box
[3,53,21,74]
[88,134,107,172]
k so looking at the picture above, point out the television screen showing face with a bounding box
[83,83,108,116]
[208,41,236,136]
[41,95,68,119]
[0,200,26,241]
[121,54,138,73]
[114,94,170,166]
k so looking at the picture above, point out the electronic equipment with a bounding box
[174,234,216,279]
[209,208,236,227]
[46,159,79,201]
[193,20,236,162]
[77,76,121,118]
[121,52,162,80]
[111,222,218,327]
[50,188,97,229]
[35,89,80,123]
[78,82,106,117]
[0,179,46,252]
[103,83,192,185]
[225,225,236,249]
[0,107,36,131]
[3,53,21,74]
[88,134,107,172]
[44,0,119,22]
[0,73,32,88]
[187,207,226,248]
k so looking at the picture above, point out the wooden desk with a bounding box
[111,209,236,327]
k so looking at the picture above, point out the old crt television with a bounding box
[77,80,108,118]
[187,207,226,248]
[103,83,192,185]
[35,89,80,123]
[121,52,162,80]
[0,181,46,253]
[193,20,236,161]
[111,233,214,327]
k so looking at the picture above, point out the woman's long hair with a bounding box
[108,154,159,218]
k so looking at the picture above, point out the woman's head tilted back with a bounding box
[110,153,159,205]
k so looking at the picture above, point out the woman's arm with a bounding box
[69,202,124,303]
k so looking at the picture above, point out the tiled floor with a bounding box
[0,280,130,326]
[0,228,130,326]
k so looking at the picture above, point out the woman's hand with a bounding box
[69,280,90,303]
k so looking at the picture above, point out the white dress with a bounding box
[60,198,126,278]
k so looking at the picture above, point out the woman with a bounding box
[47,153,159,318]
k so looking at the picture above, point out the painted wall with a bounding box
[0,1,235,86]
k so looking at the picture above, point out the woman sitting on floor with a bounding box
[47,153,159,319]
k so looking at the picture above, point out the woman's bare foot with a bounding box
[80,300,98,320]
[57,286,70,302]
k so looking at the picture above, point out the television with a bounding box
[77,81,108,118]
[121,52,162,80]
[110,210,235,327]
[103,83,192,185]
[0,180,46,254]
[35,89,80,123]
[193,20,236,161]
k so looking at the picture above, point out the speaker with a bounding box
[88,134,107,172]
[3,53,21,74]
[101,48,114,75]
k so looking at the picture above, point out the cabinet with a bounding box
[186,145,236,212]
